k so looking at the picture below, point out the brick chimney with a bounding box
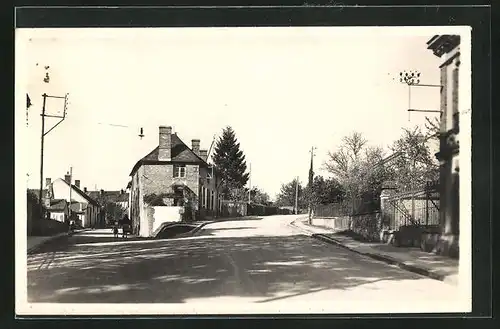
[75,180,80,188]
[64,172,71,184]
[199,150,208,162]
[45,178,51,187]
[191,139,200,156]
[158,126,172,161]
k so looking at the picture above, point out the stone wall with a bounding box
[350,212,382,242]
[142,164,200,198]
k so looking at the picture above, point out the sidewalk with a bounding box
[290,217,459,285]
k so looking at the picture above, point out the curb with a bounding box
[312,233,449,282]
[288,219,314,236]
[189,221,216,236]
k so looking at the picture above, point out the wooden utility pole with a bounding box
[38,94,47,218]
[294,176,299,215]
[248,163,252,203]
[38,92,69,220]
[308,146,317,224]
[68,167,73,222]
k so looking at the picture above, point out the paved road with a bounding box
[27,215,460,310]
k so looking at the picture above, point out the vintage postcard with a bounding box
[15,25,472,315]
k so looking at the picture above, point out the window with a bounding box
[202,187,206,208]
[211,191,215,211]
[173,165,186,178]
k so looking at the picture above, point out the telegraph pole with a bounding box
[308,146,317,224]
[248,163,252,203]
[399,71,441,224]
[38,94,47,216]
[38,92,69,219]
[68,167,73,221]
[294,176,299,215]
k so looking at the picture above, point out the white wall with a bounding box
[51,178,89,204]
[152,206,183,233]
[50,212,65,222]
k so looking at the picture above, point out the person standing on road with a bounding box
[113,221,119,238]
[68,219,75,236]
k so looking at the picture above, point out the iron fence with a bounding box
[385,181,440,230]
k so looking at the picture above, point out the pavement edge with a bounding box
[289,217,452,284]
[312,233,448,282]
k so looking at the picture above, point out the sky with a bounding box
[16,27,447,200]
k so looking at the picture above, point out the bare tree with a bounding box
[324,132,388,214]
[424,116,441,139]
[343,132,367,162]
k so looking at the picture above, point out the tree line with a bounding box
[275,126,439,214]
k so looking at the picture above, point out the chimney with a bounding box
[200,150,208,162]
[45,178,51,187]
[64,172,71,184]
[158,126,172,161]
[120,189,124,194]
[191,139,200,156]
[84,187,87,193]
[100,189,104,196]
[75,180,80,188]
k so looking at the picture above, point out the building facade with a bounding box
[426,34,461,257]
[45,176,101,228]
[129,126,220,237]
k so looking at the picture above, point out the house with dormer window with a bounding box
[128,126,220,237]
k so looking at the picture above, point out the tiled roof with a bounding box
[88,191,129,203]
[28,182,100,207]
[129,133,209,176]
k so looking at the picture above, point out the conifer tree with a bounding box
[212,126,250,199]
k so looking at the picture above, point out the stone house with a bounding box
[129,126,220,237]
[426,34,462,257]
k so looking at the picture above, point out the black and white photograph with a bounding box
[15,25,472,315]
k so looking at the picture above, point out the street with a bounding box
[27,215,459,306]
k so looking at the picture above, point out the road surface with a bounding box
[26,215,460,312]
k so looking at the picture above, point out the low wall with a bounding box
[350,212,382,242]
[31,218,68,237]
[311,216,350,231]
[152,206,183,234]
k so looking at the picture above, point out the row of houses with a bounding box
[28,125,240,237]
[28,174,130,231]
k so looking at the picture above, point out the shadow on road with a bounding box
[28,225,438,304]
[194,226,257,237]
